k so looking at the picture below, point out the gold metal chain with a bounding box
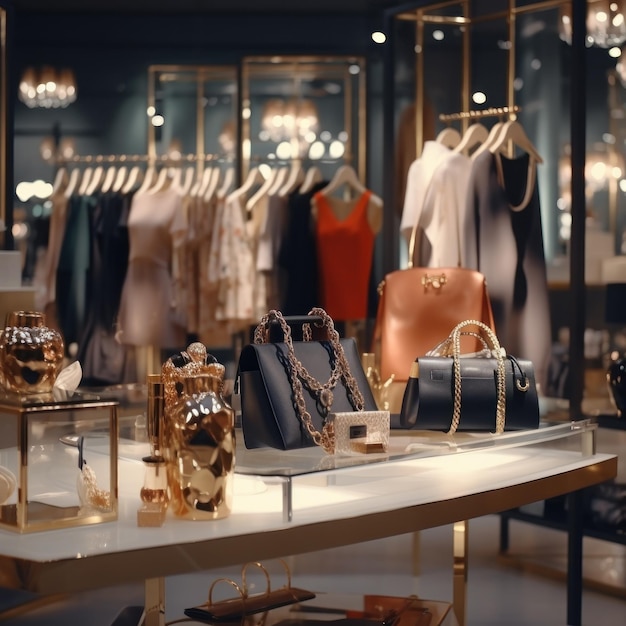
[448,319,506,435]
[254,308,365,454]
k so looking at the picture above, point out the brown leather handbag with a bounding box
[372,266,496,384]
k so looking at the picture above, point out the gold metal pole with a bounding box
[416,9,425,158]
[453,520,469,626]
[0,7,7,248]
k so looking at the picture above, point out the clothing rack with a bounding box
[438,105,521,123]
[55,152,234,165]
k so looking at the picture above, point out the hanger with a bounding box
[111,166,128,193]
[203,167,221,202]
[319,164,383,207]
[299,165,323,194]
[217,166,235,199]
[178,166,196,196]
[64,168,81,199]
[147,166,173,194]
[435,127,461,149]
[279,161,304,197]
[52,167,68,194]
[100,165,117,193]
[227,167,264,204]
[470,122,505,160]
[77,167,93,196]
[122,165,144,194]
[196,167,214,198]
[85,165,105,195]
[246,167,278,211]
[489,120,544,164]
[268,166,288,196]
[453,123,489,156]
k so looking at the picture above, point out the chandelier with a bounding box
[560,0,626,48]
[18,66,77,109]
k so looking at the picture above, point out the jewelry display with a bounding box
[76,436,112,513]
[253,308,365,454]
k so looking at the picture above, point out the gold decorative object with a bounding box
[0,311,64,394]
[162,343,235,520]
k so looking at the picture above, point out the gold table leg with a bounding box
[452,520,468,626]
[143,577,165,626]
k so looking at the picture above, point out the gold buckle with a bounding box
[421,273,447,289]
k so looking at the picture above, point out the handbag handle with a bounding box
[254,313,325,344]
[448,320,506,435]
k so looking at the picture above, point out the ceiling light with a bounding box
[19,66,77,109]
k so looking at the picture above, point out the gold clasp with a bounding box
[421,273,447,289]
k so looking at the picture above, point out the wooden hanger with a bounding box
[52,167,68,194]
[112,166,128,193]
[435,127,461,149]
[64,168,81,199]
[122,165,144,194]
[246,167,278,211]
[268,166,288,196]
[100,165,117,193]
[217,166,235,199]
[319,164,383,208]
[489,120,544,163]
[178,166,196,196]
[77,167,93,196]
[471,122,505,160]
[299,165,323,194]
[147,166,173,194]
[453,123,489,156]
[196,167,214,198]
[85,166,105,195]
[203,167,221,202]
[279,161,304,197]
[227,167,264,204]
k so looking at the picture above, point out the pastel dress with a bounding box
[116,187,187,349]
[313,190,376,321]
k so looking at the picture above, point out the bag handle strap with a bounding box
[448,320,506,435]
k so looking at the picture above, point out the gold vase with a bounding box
[0,311,65,394]
[166,372,235,520]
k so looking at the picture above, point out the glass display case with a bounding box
[0,389,118,532]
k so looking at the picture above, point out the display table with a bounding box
[0,420,617,626]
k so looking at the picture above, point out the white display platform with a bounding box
[0,420,618,626]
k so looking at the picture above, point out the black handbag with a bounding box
[236,309,378,450]
[399,320,540,433]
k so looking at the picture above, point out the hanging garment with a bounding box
[313,189,376,320]
[278,181,327,315]
[400,140,472,267]
[55,193,97,350]
[463,150,552,392]
[116,186,187,349]
[78,191,135,385]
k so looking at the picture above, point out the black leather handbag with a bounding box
[399,320,540,433]
[236,309,377,450]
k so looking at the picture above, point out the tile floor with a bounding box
[1,513,624,626]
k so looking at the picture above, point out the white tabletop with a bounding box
[0,422,616,596]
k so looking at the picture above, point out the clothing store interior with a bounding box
[0,0,626,625]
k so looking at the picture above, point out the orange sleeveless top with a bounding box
[313,190,375,320]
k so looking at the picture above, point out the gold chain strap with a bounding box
[448,319,506,435]
[253,308,365,454]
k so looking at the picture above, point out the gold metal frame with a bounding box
[0,6,7,247]
[147,64,238,176]
[398,0,569,157]
[240,55,367,183]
